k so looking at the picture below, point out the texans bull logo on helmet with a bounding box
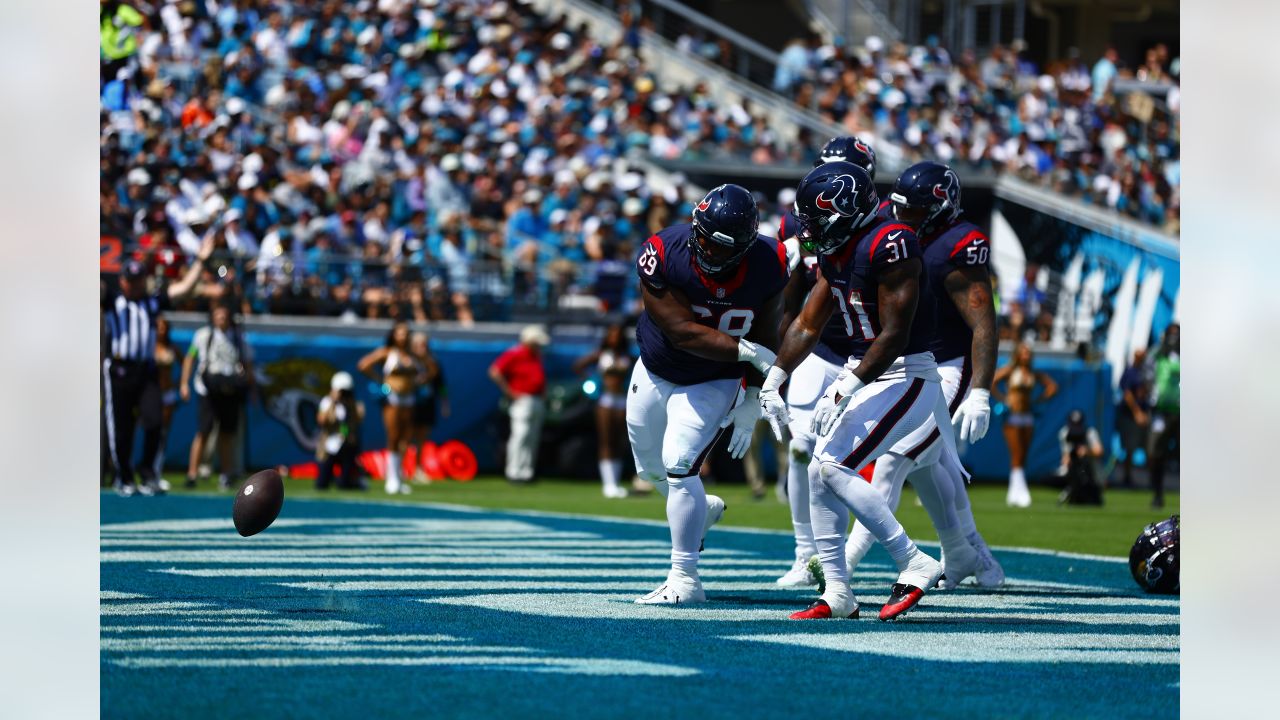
[813,174,860,216]
[696,197,711,212]
[932,169,960,206]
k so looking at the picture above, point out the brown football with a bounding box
[232,469,285,537]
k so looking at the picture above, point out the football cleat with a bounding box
[635,575,706,605]
[112,480,136,498]
[790,590,859,619]
[700,495,726,551]
[776,557,819,588]
[970,533,1006,587]
[603,486,629,499]
[880,551,943,621]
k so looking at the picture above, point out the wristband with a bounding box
[762,366,788,393]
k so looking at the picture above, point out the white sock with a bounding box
[787,439,816,559]
[809,469,851,588]
[844,522,876,571]
[846,453,915,572]
[599,459,617,493]
[818,461,916,570]
[609,460,623,490]
[387,452,402,484]
[1009,467,1028,494]
[666,474,706,577]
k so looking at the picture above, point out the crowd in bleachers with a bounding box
[101,0,797,321]
[772,35,1180,234]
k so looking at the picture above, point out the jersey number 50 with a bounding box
[691,306,755,337]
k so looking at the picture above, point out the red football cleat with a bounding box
[879,583,927,621]
[789,599,859,620]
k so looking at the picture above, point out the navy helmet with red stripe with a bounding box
[689,183,759,276]
[815,136,877,178]
[889,161,962,237]
[792,161,879,256]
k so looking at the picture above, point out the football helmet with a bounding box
[815,136,877,178]
[1129,514,1179,594]
[889,160,962,237]
[689,183,760,276]
[792,161,879,255]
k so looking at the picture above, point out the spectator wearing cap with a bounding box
[316,371,366,491]
[489,326,550,484]
[102,237,213,496]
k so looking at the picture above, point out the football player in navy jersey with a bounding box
[628,184,790,605]
[774,136,879,588]
[759,161,951,621]
[842,160,1004,588]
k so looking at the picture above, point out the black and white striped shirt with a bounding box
[102,291,170,363]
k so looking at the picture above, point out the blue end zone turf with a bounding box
[101,494,1178,719]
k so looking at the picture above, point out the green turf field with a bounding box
[162,474,1177,558]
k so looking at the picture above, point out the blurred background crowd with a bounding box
[101,0,1178,326]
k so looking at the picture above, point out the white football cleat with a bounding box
[635,574,706,605]
[970,533,1006,587]
[897,549,945,595]
[385,476,402,495]
[937,541,981,590]
[775,557,819,587]
[1006,474,1032,507]
[603,486,629,499]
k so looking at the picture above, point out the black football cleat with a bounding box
[879,583,928,621]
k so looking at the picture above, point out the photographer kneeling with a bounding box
[317,371,366,491]
[1057,409,1105,506]
[181,303,254,490]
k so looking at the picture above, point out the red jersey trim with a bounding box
[691,247,750,295]
[775,239,788,278]
[647,234,666,263]
[948,230,987,258]
[869,222,912,263]
[777,215,788,240]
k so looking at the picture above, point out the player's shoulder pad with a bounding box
[754,233,790,282]
[868,220,918,265]
[944,221,989,265]
[636,232,670,289]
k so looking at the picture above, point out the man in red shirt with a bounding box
[489,325,550,483]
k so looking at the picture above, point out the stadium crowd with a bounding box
[100,0,799,321]
[772,35,1180,234]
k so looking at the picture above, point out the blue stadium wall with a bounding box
[162,327,1113,482]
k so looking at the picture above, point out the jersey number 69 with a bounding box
[691,305,755,337]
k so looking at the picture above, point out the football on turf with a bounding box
[233,469,285,537]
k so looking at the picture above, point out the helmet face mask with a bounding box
[689,183,759,276]
[1129,514,1179,594]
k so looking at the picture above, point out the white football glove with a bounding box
[952,388,992,443]
[811,372,865,438]
[736,339,776,375]
[720,387,762,460]
[759,366,791,442]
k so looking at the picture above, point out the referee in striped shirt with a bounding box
[102,237,211,496]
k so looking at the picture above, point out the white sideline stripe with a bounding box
[100,538,668,549]
[101,603,273,617]
[100,518,548,533]
[419,592,1177,625]
[101,622,380,633]
[108,655,700,676]
[104,641,527,654]
[101,633,457,648]
[155,566,894,580]
[102,551,766,564]
[280,579,875,592]
[100,591,148,600]
[727,631,1179,665]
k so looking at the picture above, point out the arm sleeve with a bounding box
[635,235,667,291]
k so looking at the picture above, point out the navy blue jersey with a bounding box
[815,216,935,361]
[777,212,848,366]
[636,223,790,385]
[919,219,989,362]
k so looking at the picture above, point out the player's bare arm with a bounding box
[777,257,809,338]
[852,258,922,384]
[743,293,783,387]
[773,271,836,375]
[639,282,744,362]
[945,264,998,391]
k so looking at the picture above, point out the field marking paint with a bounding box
[155,566,897,581]
[725,631,1179,665]
[99,591,148,600]
[100,622,381,634]
[107,655,700,676]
